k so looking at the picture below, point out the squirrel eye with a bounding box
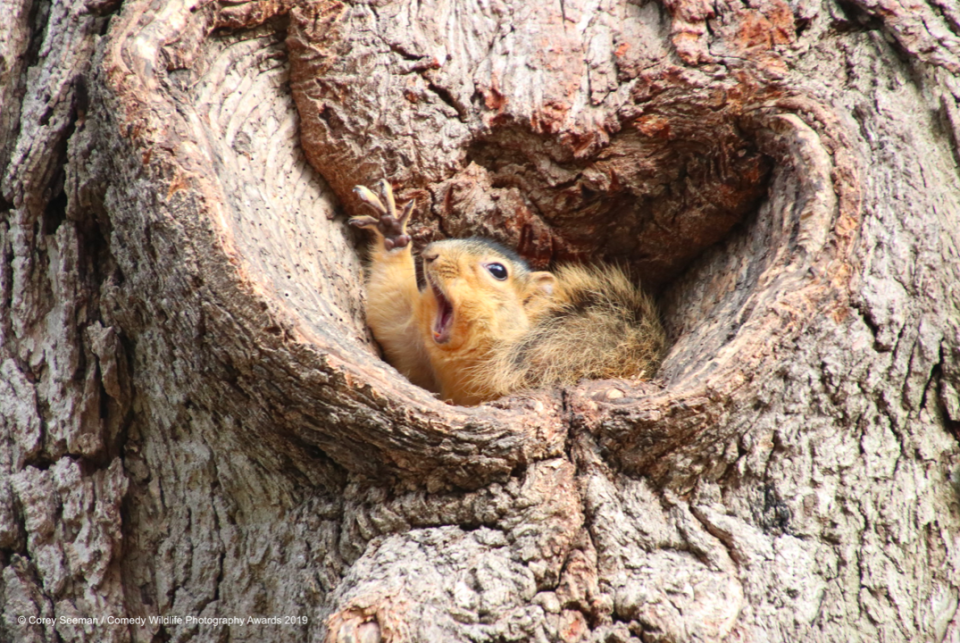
[485,262,508,280]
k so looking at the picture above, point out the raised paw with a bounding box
[350,180,415,251]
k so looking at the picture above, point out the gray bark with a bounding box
[1,0,959,642]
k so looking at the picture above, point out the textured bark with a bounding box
[1,0,959,642]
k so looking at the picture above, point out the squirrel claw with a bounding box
[354,185,387,214]
[379,179,397,214]
[352,181,415,250]
[349,215,380,229]
[398,200,415,226]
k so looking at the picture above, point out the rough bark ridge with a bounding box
[1,0,959,642]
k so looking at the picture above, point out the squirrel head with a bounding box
[419,238,556,353]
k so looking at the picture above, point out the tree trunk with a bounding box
[2,0,959,641]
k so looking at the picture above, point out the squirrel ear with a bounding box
[527,271,556,298]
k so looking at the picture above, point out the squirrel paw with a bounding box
[351,180,415,251]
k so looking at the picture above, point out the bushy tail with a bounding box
[479,264,666,397]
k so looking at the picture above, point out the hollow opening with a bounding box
[330,112,786,405]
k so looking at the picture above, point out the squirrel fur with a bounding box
[350,180,666,406]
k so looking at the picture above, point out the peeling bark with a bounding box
[2,0,960,642]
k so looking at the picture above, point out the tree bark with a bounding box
[2,0,959,641]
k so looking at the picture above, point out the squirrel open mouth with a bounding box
[431,282,454,344]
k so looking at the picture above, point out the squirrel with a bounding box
[349,180,666,406]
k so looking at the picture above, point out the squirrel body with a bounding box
[351,181,666,406]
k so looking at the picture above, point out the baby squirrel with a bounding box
[350,180,666,406]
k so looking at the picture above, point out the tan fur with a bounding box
[350,182,666,406]
[471,264,666,400]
